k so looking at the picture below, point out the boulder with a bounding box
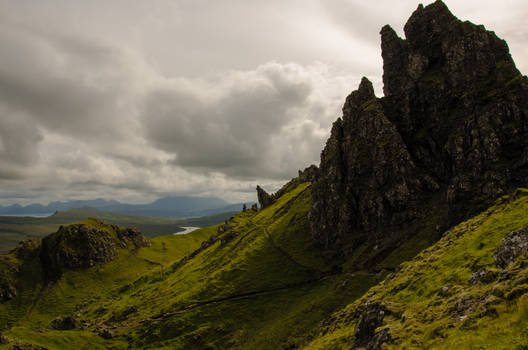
[354,302,390,347]
[468,268,498,284]
[50,316,78,330]
[494,227,528,268]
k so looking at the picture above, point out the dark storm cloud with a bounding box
[0,26,138,140]
[141,62,344,179]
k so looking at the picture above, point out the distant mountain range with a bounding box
[0,196,248,218]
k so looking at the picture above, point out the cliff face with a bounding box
[310,0,528,258]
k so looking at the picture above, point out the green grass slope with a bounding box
[79,182,377,349]
[304,189,528,349]
[0,182,380,349]
[0,219,212,349]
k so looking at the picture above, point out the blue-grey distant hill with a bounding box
[0,196,248,218]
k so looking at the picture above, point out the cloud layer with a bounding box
[0,0,526,205]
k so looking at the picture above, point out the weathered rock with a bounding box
[311,77,422,254]
[354,302,389,347]
[369,327,393,350]
[437,285,452,297]
[117,227,151,248]
[220,232,239,245]
[50,316,78,330]
[254,165,317,213]
[98,328,114,339]
[256,185,274,209]
[309,0,528,258]
[468,268,498,284]
[12,238,41,260]
[39,221,151,281]
[0,283,16,301]
[217,224,231,234]
[494,226,528,269]
[298,164,318,183]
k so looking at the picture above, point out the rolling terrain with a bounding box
[0,208,236,254]
[1,1,528,349]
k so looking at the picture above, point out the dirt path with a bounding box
[264,226,323,275]
[140,277,322,323]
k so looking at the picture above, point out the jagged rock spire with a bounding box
[256,185,274,209]
[309,0,528,259]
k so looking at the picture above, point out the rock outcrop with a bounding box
[256,185,274,209]
[256,165,318,210]
[494,226,528,269]
[12,238,41,260]
[310,0,528,257]
[353,302,391,349]
[50,316,78,330]
[40,220,151,281]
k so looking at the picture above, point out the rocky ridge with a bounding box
[309,0,528,259]
[256,165,318,209]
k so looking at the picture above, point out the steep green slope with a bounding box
[304,189,528,349]
[81,182,376,349]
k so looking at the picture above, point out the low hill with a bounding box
[0,208,236,254]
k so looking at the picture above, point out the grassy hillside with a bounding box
[304,189,528,349]
[0,182,380,349]
[0,218,212,349]
[2,184,527,349]
[0,208,236,254]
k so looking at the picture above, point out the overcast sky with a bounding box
[0,0,526,205]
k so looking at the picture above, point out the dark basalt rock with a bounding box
[12,238,41,260]
[49,316,78,330]
[39,220,151,281]
[494,226,528,269]
[468,268,498,285]
[117,227,152,249]
[256,185,274,209]
[0,282,16,301]
[368,327,393,350]
[98,328,114,339]
[353,302,390,348]
[255,165,318,211]
[310,77,422,252]
[309,0,528,257]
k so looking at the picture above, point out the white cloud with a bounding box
[0,0,526,205]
